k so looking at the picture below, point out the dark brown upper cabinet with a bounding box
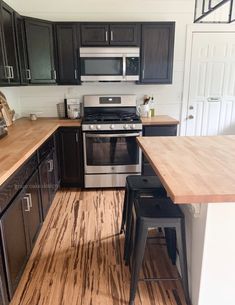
[140,22,175,84]
[81,23,109,46]
[80,23,139,46]
[24,18,56,84]
[55,23,80,85]
[14,13,30,85]
[109,24,139,46]
[0,1,20,85]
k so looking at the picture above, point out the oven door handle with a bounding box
[85,133,140,138]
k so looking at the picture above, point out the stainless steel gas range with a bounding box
[82,95,142,188]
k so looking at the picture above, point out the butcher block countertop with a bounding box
[141,115,179,125]
[137,136,235,204]
[0,118,81,187]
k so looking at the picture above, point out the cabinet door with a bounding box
[0,252,9,305]
[0,189,30,298]
[0,27,7,84]
[140,23,175,84]
[59,128,83,187]
[14,13,30,85]
[39,156,51,220]
[81,24,109,46]
[26,171,42,248]
[55,23,80,84]
[25,18,56,84]
[109,24,139,46]
[47,151,57,202]
[0,2,20,84]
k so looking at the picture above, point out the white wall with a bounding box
[1,0,195,120]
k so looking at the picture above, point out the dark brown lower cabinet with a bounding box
[0,187,30,298]
[0,252,8,305]
[142,125,177,175]
[0,169,42,299]
[25,172,42,248]
[58,127,83,187]
[39,150,57,220]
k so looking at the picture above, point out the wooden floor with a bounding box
[10,189,187,305]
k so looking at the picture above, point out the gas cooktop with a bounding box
[83,112,141,124]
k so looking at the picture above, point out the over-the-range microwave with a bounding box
[79,47,140,82]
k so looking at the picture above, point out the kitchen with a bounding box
[0,1,235,305]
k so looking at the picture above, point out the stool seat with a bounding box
[135,197,184,219]
[126,175,166,192]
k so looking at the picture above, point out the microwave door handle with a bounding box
[86,133,140,138]
[123,55,126,80]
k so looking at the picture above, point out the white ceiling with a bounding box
[5,0,195,21]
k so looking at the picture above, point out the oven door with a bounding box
[83,131,142,174]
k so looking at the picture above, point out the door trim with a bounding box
[180,24,235,136]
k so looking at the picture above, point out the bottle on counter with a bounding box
[149,96,155,117]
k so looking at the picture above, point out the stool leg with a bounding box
[124,190,135,264]
[120,185,128,233]
[176,220,191,305]
[164,228,177,265]
[129,219,148,305]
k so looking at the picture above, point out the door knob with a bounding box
[188,115,194,120]
[189,106,194,110]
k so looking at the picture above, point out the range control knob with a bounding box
[124,124,129,129]
[89,125,95,130]
[130,124,136,129]
[96,125,101,130]
[110,124,115,130]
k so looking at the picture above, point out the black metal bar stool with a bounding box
[128,196,190,305]
[120,175,178,265]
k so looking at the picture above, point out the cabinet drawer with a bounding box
[0,153,38,214]
[143,125,177,137]
[38,136,54,162]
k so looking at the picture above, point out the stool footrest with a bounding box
[139,277,180,282]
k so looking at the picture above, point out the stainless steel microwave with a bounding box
[79,47,140,82]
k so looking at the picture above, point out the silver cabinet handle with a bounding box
[122,56,126,79]
[53,70,57,80]
[111,30,113,41]
[23,195,30,212]
[142,69,145,79]
[105,31,108,42]
[25,193,32,208]
[5,66,11,79]
[26,69,31,80]
[48,159,54,172]
[74,69,77,80]
[75,133,78,143]
[10,66,14,79]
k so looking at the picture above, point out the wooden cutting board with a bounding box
[0,91,15,126]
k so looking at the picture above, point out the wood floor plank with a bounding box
[10,189,187,305]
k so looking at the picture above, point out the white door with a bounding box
[185,32,235,136]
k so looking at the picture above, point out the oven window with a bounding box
[81,58,122,75]
[85,134,139,166]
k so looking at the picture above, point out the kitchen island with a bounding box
[137,136,235,305]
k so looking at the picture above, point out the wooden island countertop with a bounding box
[0,118,81,187]
[141,115,179,125]
[137,135,235,204]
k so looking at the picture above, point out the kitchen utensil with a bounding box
[0,91,15,126]
[137,104,149,117]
